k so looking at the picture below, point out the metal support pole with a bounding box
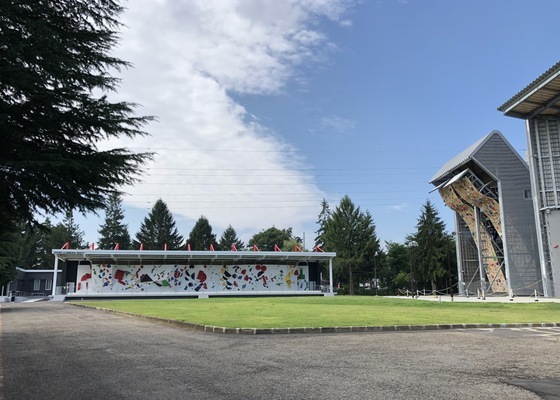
[474,206,485,293]
[530,119,551,297]
[52,256,59,296]
[328,258,334,295]
[373,251,378,295]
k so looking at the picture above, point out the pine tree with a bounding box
[61,211,86,249]
[217,225,244,250]
[14,218,57,270]
[314,198,331,249]
[15,222,44,269]
[98,193,131,249]
[33,219,57,268]
[0,1,153,231]
[0,0,153,282]
[188,216,217,250]
[323,196,379,295]
[134,200,184,250]
[35,218,81,266]
[411,200,448,294]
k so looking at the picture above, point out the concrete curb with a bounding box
[69,303,560,335]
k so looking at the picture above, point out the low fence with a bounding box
[7,291,50,302]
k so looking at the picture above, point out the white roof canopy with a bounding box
[52,249,336,266]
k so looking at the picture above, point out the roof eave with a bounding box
[498,61,560,117]
[51,249,336,264]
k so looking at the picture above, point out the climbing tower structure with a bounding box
[430,131,542,296]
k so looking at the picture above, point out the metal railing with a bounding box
[8,291,50,302]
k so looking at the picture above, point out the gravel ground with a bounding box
[1,301,559,400]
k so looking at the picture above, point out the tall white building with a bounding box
[499,62,560,297]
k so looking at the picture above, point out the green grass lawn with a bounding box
[74,296,560,329]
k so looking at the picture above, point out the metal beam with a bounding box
[528,92,560,119]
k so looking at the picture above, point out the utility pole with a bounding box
[374,251,378,295]
[409,241,417,295]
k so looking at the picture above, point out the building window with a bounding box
[33,279,40,291]
[524,189,532,199]
[45,279,52,291]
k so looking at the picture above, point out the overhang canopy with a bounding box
[52,249,336,266]
[429,131,502,186]
[499,61,560,119]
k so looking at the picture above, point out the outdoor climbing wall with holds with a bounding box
[75,263,310,294]
[439,185,508,293]
[439,185,478,241]
[453,177,502,237]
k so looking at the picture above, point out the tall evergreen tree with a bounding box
[314,198,331,249]
[14,222,41,269]
[411,200,448,293]
[188,216,217,250]
[14,219,55,270]
[323,196,379,295]
[37,218,84,266]
[217,225,244,251]
[33,219,58,268]
[17,213,87,269]
[0,0,153,281]
[10,216,88,273]
[61,211,86,249]
[0,0,153,232]
[98,193,131,249]
[134,200,183,250]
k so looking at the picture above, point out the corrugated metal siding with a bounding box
[532,120,560,207]
[529,119,560,295]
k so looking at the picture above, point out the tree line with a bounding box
[316,196,457,295]
[11,193,457,296]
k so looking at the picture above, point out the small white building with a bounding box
[51,249,336,299]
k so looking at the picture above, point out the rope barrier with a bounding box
[394,278,546,300]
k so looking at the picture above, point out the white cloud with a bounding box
[388,203,410,212]
[98,0,356,238]
[317,115,357,136]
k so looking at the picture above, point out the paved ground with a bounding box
[1,301,560,400]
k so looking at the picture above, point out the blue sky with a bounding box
[69,0,559,249]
